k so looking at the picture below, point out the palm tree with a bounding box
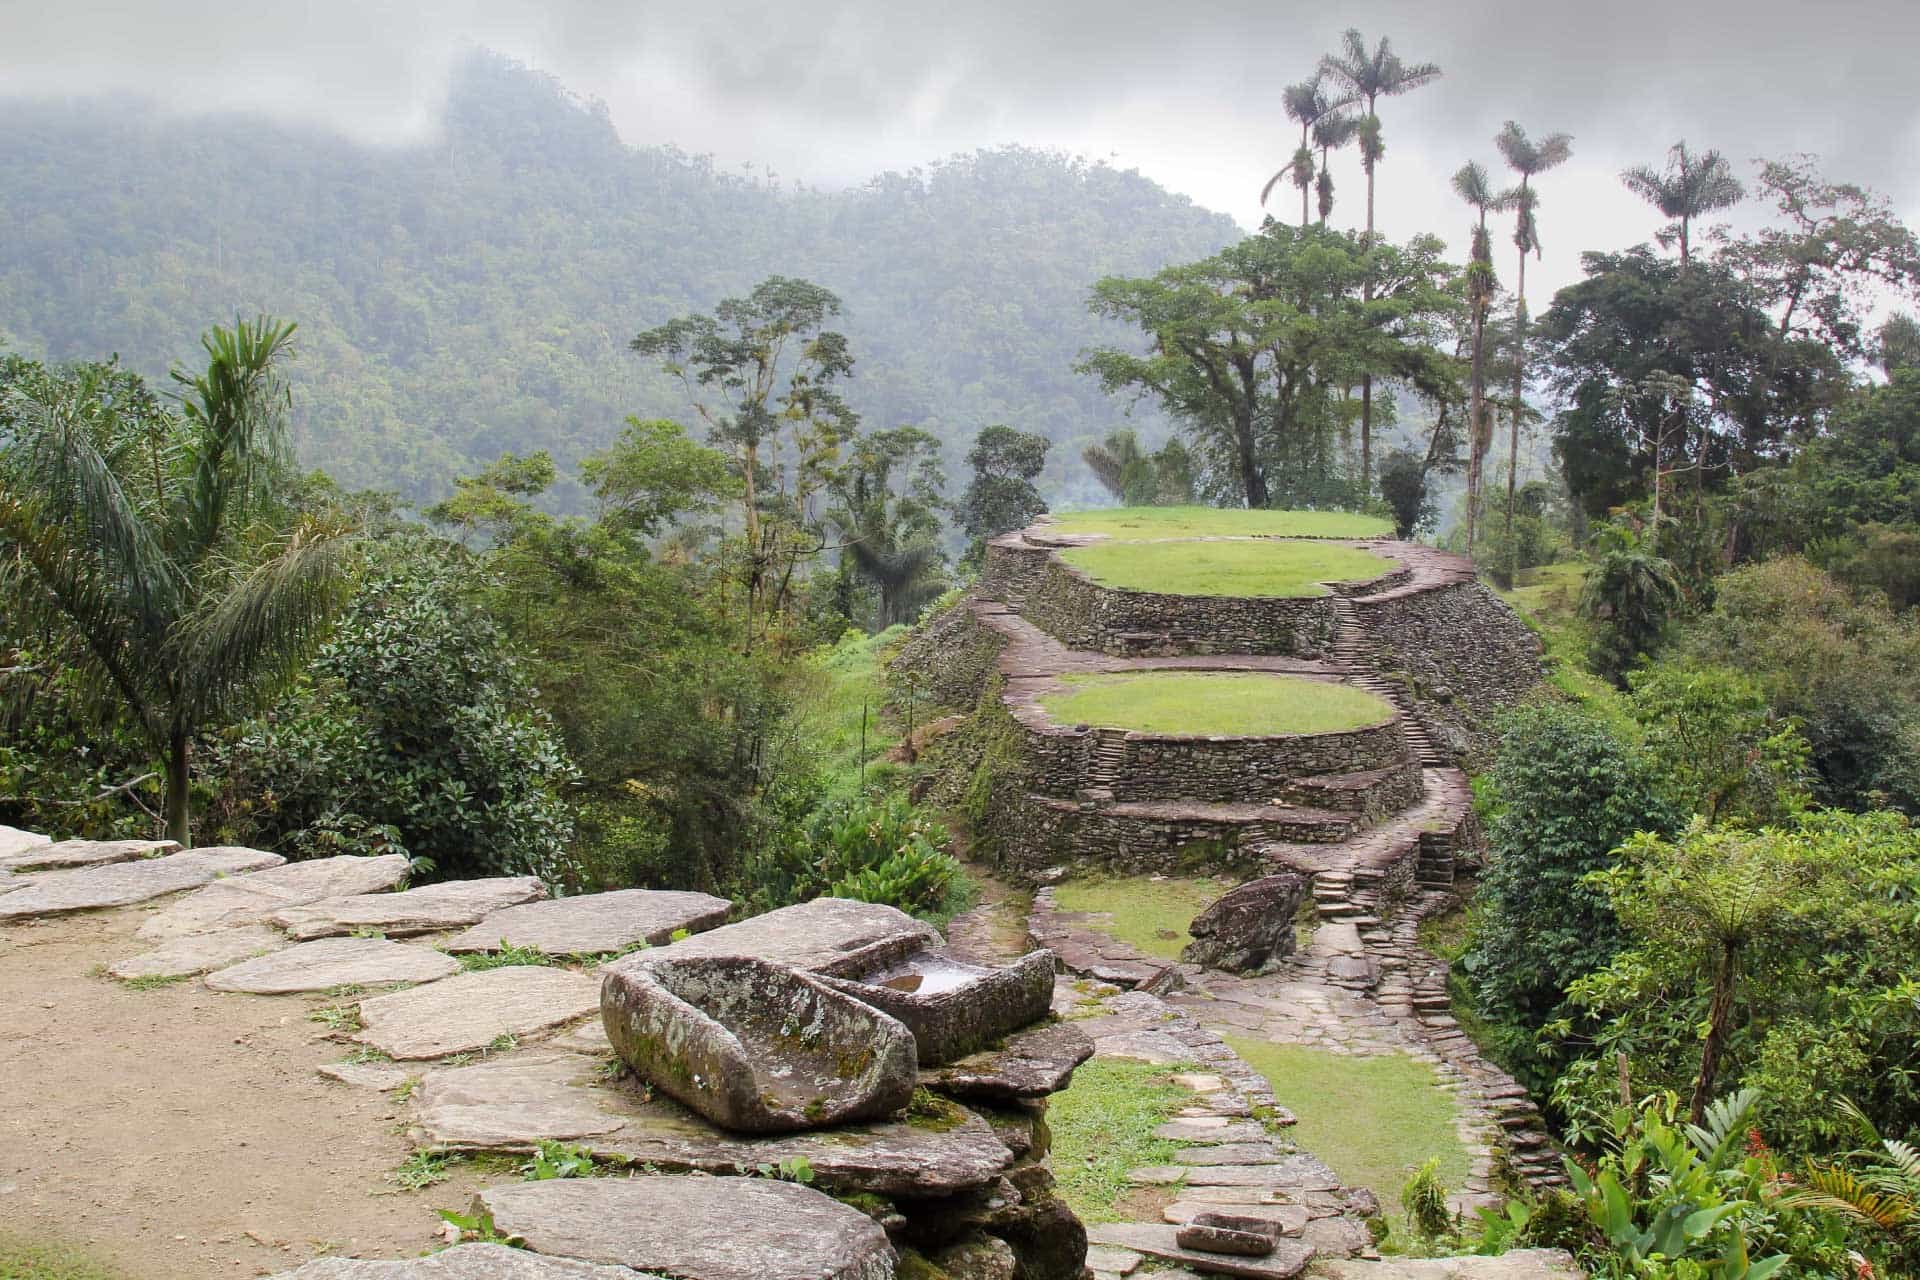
[0,318,353,844]
[1263,78,1346,226]
[1494,122,1573,568]
[1621,141,1744,266]
[1319,29,1442,491]
[1452,160,1507,553]
[1313,112,1361,225]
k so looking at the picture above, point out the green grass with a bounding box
[1494,560,1629,716]
[1046,1057,1198,1222]
[1224,1039,1471,1224]
[793,625,911,800]
[1059,539,1396,598]
[1047,506,1393,540]
[1053,875,1233,960]
[1040,671,1393,736]
[0,1235,124,1280]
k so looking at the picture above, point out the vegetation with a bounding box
[1046,1057,1198,1223]
[1226,1038,1470,1224]
[1052,875,1233,961]
[0,1236,124,1280]
[1043,505,1390,539]
[1039,671,1393,737]
[1059,539,1395,597]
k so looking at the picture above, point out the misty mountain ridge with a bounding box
[0,51,1241,507]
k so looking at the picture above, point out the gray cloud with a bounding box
[1,0,1915,299]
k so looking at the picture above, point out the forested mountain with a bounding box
[0,52,1239,507]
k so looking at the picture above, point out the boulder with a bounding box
[108,925,290,980]
[922,1021,1094,1101]
[1180,874,1307,973]
[608,897,938,979]
[273,876,547,940]
[601,954,917,1132]
[409,1053,1016,1198]
[138,853,411,940]
[0,837,177,873]
[1176,1211,1279,1256]
[267,1243,650,1278]
[444,888,732,956]
[356,966,601,1059]
[205,936,461,994]
[478,1177,896,1280]
[818,948,1056,1066]
[0,847,284,919]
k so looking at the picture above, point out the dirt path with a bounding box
[0,912,489,1279]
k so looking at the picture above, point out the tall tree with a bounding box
[0,319,353,844]
[1264,78,1346,227]
[1494,122,1573,565]
[1318,29,1442,492]
[1621,141,1744,266]
[958,424,1049,556]
[1452,160,1506,551]
[832,426,948,629]
[1313,112,1361,226]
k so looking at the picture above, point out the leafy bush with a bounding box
[741,791,964,919]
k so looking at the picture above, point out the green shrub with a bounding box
[1402,1157,1455,1243]
[742,791,964,919]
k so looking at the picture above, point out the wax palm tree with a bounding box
[1319,29,1441,490]
[1621,141,1744,265]
[0,318,353,844]
[1263,78,1347,226]
[1580,531,1682,685]
[1494,122,1573,565]
[1313,112,1360,225]
[1452,160,1507,552]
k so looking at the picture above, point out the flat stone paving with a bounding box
[270,1243,655,1278]
[443,887,732,955]
[609,896,938,979]
[274,876,548,940]
[0,846,284,919]
[206,936,462,994]
[138,853,412,940]
[108,924,290,980]
[0,837,178,873]
[354,965,601,1059]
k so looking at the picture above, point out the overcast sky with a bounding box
[2,0,1916,301]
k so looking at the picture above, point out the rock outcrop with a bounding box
[1182,873,1307,973]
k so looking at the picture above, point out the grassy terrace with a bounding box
[1058,539,1396,598]
[1040,671,1393,737]
[1052,874,1235,960]
[1046,506,1393,540]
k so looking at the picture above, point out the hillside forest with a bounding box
[6,31,1920,1280]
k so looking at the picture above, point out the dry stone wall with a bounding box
[887,597,1009,713]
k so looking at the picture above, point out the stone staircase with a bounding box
[1330,597,1449,768]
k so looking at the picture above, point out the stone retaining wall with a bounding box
[1355,580,1544,759]
[888,596,1009,713]
[980,537,1341,658]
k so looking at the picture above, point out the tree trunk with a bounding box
[1689,939,1739,1126]
[1506,243,1528,575]
[1239,409,1268,509]
[1359,113,1377,497]
[1300,128,1311,228]
[1466,306,1487,552]
[164,728,192,849]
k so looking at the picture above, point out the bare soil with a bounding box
[0,910,493,1279]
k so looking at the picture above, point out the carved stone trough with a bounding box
[601,954,917,1133]
[818,948,1057,1066]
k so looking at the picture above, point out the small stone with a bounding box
[1084,1245,1143,1276]
[1173,1143,1287,1166]
[931,1235,1018,1280]
[1153,1119,1266,1143]
[274,876,548,940]
[1086,1223,1313,1279]
[1127,1166,1189,1186]
[923,1021,1094,1100]
[0,847,284,919]
[1166,1201,1309,1235]
[206,937,461,994]
[0,837,176,873]
[1170,1073,1227,1093]
[356,965,601,1059]
[318,1061,414,1090]
[108,925,290,980]
[818,948,1057,1066]
[1174,1221,1276,1257]
[444,888,733,956]
[266,1242,650,1277]
[478,1175,896,1280]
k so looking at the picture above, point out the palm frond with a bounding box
[1686,1087,1759,1167]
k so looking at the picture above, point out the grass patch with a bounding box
[1053,875,1231,961]
[0,1235,124,1280]
[1494,561,1629,717]
[454,944,556,971]
[1224,1039,1470,1223]
[1047,1057,1197,1222]
[1060,539,1396,598]
[1047,506,1393,540]
[791,625,911,801]
[1041,671,1393,737]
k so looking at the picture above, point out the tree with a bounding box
[1313,112,1361,226]
[632,277,859,648]
[1318,28,1442,491]
[1621,141,1745,266]
[1627,663,1810,824]
[958,424,1049,556]
[0,319,352,844]
[833,426,949,629]
[1377,447,1434,538]
[1881,313,1920,375]
[1082,428,1150,503]
[1581,529,1684,685]
[1494,122,1573,568]
[1452,160,1507,550]
[1264,77,1347,227]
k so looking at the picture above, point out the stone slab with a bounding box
[1155,1119,1269,1143]
[410,1054,1015,1198]
[356,965,600,1059]
[445,888,732,956]
[1166,1201,1309,1235]
[924,1021,1095,1100]
[550,1019,611,1054]
[1173,1143,1289,1166]
[108,925,290,980]
[1313,1250,1582,1280]
[1085,1245,1144,1276]
[206,936,462,994]
[1086,1224,1313,1279]
[268,1242,651,1278]
[0,837,176,873]
[138,853,412,940]
[0,825,51,860]
[0,847,284,919]
[480,1177,895,1280]
[274,876,548,940]
[319,1060,416,1090]
[609,896,938,979]
[1184,1156,1340,1191]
